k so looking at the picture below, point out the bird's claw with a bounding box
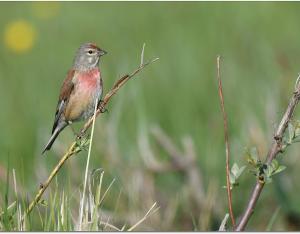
[98,100,109,114]
[100,107,109,113]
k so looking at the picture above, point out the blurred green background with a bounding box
[1,1,300,231]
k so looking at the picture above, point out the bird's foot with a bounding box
[98,100,109,114]
[100,107,109,114]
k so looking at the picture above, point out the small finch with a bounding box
[42,42,107,154]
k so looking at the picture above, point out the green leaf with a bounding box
[246,147,259,166]
[270,159,279,171]
[231,163,239,177]
[272,165,287,175]
[39,199,48,207]
[236,165,246,178]
[229,172,236,185]
[264,165,273,178]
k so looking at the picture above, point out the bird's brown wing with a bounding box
[52,69,76,134]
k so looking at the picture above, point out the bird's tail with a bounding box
[42,122,68,155]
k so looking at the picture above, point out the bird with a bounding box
[42,42,107,154]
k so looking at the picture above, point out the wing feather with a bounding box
[51,70,76,133]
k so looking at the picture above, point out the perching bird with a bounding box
[42,43,107,154]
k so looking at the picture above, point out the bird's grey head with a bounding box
[73,43,107,71]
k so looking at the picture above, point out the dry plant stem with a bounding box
[235,74,300,231]
[78,98,98,230]
[23,57,159,222]
[216,55,235,228]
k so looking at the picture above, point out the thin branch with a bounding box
[22,53,159,224]
[216,55,235,228]
[235,73,300,231]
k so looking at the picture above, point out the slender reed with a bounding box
[216,55,235,228]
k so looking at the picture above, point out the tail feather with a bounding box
[42,122,68,155]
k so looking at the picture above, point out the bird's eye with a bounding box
[88,50,93,54]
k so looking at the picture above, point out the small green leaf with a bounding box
[229,172,236,185]
[39,199,48,207]
[264,165,273,178]
[236,165,246,178]
[272,165,287,176]
[270,159,279,171]
[246,147,259,166]
[231,163,239,177]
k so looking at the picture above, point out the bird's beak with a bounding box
[99,49,107,56]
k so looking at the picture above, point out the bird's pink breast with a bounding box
[78,68,100,89]
[65,68,102,121]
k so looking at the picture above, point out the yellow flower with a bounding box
[4,20,36,53]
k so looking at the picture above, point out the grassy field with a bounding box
[1,2,300,231]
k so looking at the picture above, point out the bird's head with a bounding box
[73,42,107,70]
